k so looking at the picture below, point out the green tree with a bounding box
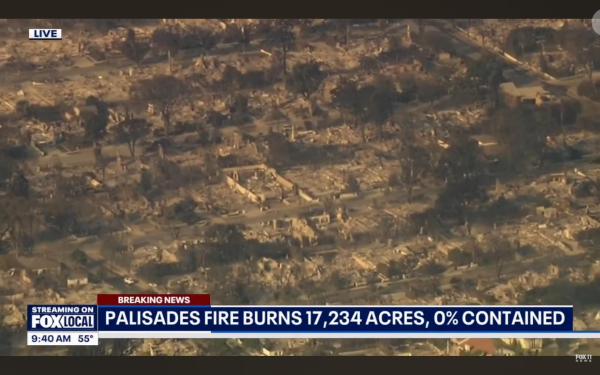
[270,20,296,76]
[118,29,149,65]
[1,197,38,257]
[44,198,79,237]
[286,62,324,99]
[9,170,29,199]
[140,169,153,196]
[563,27,600,89]
[205,224,246,264]
[460,55,506,102]
[397,143,430,202]
[152,28,181,72]
[221,65,243,90]
[483,234,516,280]
[365,80,396,139]
[539,53,549,73]
[93,146,107,179]
[228,94,250,125]
[266,130,292,167]
[331,79,362,126]
[331,78,398,141]
[102,232,127,268]
[488,107,559,170]
[344,174,360,194]
[130,75,189,137]
[388,172,401,188]
[114,118,152,157]
[83,96,109,143]
[435,134,487,230]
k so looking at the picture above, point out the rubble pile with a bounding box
[461,19,565,54]
[130,246,180,270]
[0,38,78,70]
[242,228,284,243]
[1,304,24,327]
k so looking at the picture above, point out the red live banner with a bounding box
[97,294,211,305]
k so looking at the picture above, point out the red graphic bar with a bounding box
[97,294,210,305]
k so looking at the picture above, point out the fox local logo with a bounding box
[29,305,96,329]
[29,29,62,40]
[31,314,95,329]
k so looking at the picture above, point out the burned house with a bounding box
[66,269,89,288]
[291,217,319,247]
[499,82,556,108]
[16,257,62,276]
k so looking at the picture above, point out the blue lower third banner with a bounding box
[31,304,600,343]
[97,305,579,339]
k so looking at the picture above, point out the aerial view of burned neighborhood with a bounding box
[0,18,600,356]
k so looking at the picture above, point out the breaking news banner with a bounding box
[26,293,600,346]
